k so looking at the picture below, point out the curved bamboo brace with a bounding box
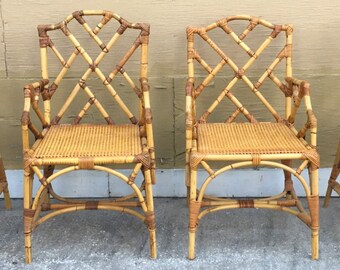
[35,205,145,229]
[197,160,311,202]
[46,165,145,205]
[199,202,300,221]
[31,164,147,213]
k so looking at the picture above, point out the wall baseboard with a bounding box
[2,168,333,198]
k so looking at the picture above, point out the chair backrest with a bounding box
[186,15,294,124]
[36,10,150,126]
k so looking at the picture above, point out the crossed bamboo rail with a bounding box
[21,10,156,263]
[0,156,11,209]
[186,15,319,260]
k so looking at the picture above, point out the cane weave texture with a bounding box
[197,123,307,155]
[34,124,141,158]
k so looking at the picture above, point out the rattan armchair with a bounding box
[186,15,319,259]
[21,10,156,263]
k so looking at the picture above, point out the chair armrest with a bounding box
[285,76,311,99]
[285,76,317,147]
[21,80,49,150]
[21,79,49,124]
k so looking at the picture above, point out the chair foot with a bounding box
[24,233,32,264]
[311,229,319,260]
[149,228,157,259]
[188,231,196,260]
[4,190,11,209]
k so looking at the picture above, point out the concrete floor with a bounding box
[1,198,340,270]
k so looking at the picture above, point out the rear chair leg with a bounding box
[0,157,11,209]
[281,159,293,199]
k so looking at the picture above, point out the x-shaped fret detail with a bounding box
[189,17,292,123]
[39,11,146,125]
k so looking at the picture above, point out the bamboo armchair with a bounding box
[324,140,340,207]
[21,10,156,263]
[186,15,319,259]
[0,156,11,209]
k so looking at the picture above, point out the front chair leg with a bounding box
[143,169,157,259]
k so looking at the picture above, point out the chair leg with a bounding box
[24,232,32,264]
[3,189,11,209]
[188,167,199,260]
[323,185,333,208]
[185,152,191,207]
[281,159,293,199]
[43,165,55,204]
[309,165,319,260]
[0,156,11,209]
[324,141,340,207]
[23,167,34,264]
[323,164,340,208]
[144,169,157,259]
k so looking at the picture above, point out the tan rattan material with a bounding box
[323,140,340,207]
[197,123,308,155]
[34,124,141,158]
[186,15,319,260]
[21,10,156,263]
[0,156,11,209]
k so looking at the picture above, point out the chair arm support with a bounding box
[286,77,317,147]
[21,79,49,124]
[140,78,156,182]
[21,79,49,149]
[140,78,152,124]
[285,76,310,98]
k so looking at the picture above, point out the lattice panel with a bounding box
[38,10,149,125]
[187,16,293,124]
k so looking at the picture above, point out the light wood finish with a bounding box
[0,156,11,209]
[21,10,156,263]
[186,15,319,260]
[323,140,340,207]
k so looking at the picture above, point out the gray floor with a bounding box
[1,198,340,270]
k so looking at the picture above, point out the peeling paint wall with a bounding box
[0,0,339,169]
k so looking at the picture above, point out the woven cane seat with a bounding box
[34,124,142,158]
[197,122,308,155]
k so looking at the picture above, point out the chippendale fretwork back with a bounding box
[37,10,149,126]
[186,15,294,124]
